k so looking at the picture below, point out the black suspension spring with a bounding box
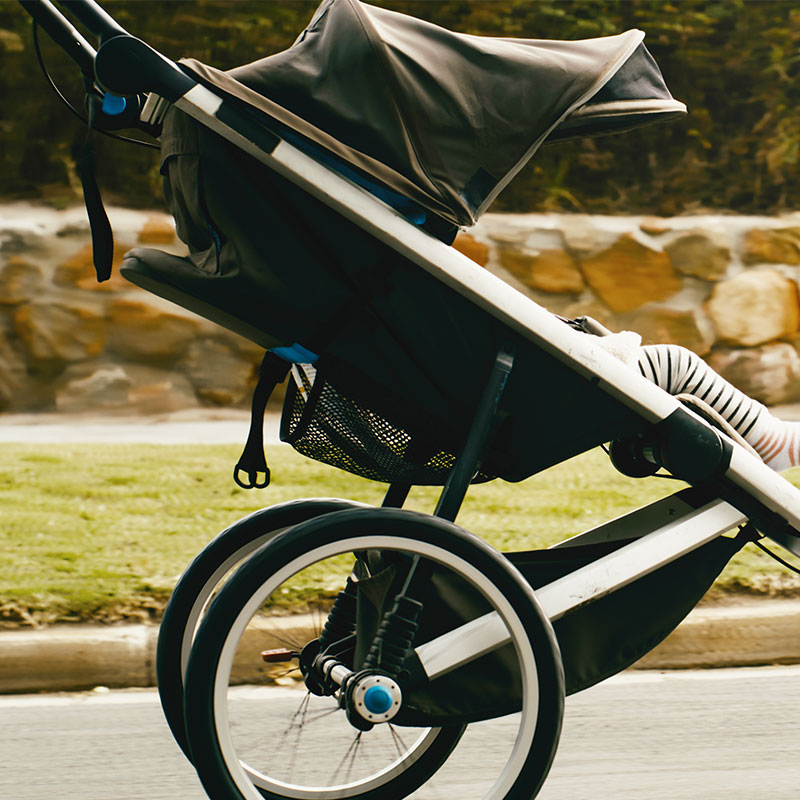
[362,594,422,677]
[318,576,359,652]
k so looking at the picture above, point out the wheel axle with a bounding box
[352,674,402,723]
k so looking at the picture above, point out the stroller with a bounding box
[20,2,800,799]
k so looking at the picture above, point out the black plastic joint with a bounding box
[608,436,660,479]
[653,407,732,482]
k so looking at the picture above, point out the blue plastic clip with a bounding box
[101,93,127,116]
[270,343,319,363]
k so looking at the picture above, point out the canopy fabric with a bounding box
[178,0,685,228]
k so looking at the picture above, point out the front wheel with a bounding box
[157,498,368,758]
[183,507,564,800]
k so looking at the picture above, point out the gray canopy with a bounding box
[179,0,685,228]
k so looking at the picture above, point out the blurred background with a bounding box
[0,1,799,416]
[0,0,798,214]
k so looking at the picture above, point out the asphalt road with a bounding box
[2,666,798,800]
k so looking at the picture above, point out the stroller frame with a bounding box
[145,70,786,666]
[19,2,800,799]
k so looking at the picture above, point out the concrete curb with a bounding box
[0,625,158,693]
[635,599,800,669]
[2,600,800,694]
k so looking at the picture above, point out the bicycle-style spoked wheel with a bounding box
[157,498,367,759]
[183,508,564,800]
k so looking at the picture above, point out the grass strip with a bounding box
[1,443,798,626]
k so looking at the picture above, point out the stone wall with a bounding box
[2,204,800,414]
[0,205,263,414]
[460,212,800,408]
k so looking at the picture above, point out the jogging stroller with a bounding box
[20,2,800,799]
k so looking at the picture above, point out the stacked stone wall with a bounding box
[0,205,263,414]
[460,212,800,408]
[2,204,800,414]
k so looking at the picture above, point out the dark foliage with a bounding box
[1,0,797,214]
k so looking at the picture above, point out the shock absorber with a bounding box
[311,590,423,730]
[336,593,422,731]
[318,575,359,652]
[362,593,422,676]
[293,576,359,697]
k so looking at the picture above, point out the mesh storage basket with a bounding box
[280,364,495,485]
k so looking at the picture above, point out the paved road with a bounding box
[2,665,798,800]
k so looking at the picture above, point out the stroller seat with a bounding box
[100,0,800,545]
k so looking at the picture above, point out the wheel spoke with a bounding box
[388,724,409,759]
[303,705,343,722]
[269,665,303,681]
[331,731,363,785]
[283,692,312,780]
[260,628,307,651]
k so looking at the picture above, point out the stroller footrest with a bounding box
[120,248,279,349]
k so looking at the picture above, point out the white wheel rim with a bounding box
[209,533,540,800]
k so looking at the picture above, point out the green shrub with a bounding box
[1,1,797,214]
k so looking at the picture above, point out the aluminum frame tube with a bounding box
[415,498,745,680]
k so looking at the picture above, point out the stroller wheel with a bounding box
[156,498,367,760]
[183,507,564,800]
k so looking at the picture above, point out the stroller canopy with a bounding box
[179,0,686,228]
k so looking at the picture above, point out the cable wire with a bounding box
[753,538,800,576]
[32,20,159,151]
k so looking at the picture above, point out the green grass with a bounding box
[1,443,799,626]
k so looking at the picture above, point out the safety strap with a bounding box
[81,92,114,282]
[233,351,291,489]
[233,273,383,490]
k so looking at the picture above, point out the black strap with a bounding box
[234,352,291,489]
[232,285,372,489]
[80,93,114,282]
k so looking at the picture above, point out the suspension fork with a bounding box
[311,348,515,728]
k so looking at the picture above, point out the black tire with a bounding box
[157,498,367,758]
[183,507,564,800]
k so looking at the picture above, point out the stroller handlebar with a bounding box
[57,0,127,42]
[93,34,195,100]
[19,0,196,101]
[19,0,97,76]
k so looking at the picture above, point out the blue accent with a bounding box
[208,225,222,256]
[253,111,428,226]
[101,93,127,116]
[297,136,427,224]
[364,181,427,225]
[363,685,393,715]
[271,343,319,363]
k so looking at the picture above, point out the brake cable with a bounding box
[752,537,800,576]
[32,19,159,151]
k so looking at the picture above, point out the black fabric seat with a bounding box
[121,248,280,350]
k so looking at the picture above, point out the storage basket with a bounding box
[280,364,495,485]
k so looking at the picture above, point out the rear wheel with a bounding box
[157,498,367,758]
[183,507,564,800]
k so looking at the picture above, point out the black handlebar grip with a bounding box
[94,35,195,100]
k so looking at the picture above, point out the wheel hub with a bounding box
[351,673,402,724]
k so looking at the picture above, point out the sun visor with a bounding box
[547,43,687,142]
[177,0,686,228]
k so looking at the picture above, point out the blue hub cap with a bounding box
[363,685,393,715]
